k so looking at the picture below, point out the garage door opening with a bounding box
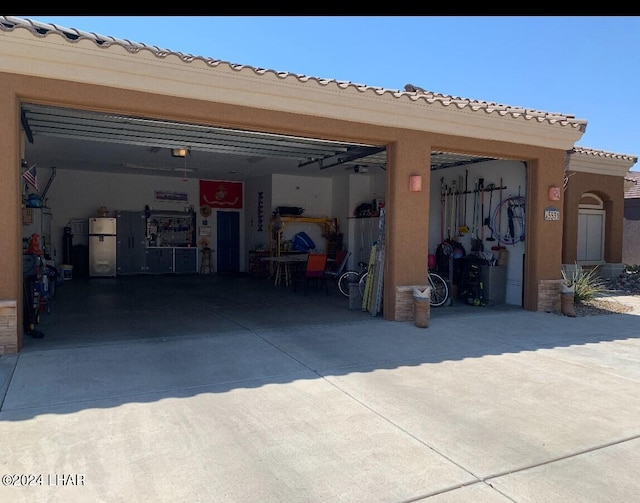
[19,103,391,347]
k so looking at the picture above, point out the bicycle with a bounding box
[337,261,369,298]
[338,262,449,308]
[428,270,449,307]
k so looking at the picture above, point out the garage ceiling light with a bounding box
[172,148,187,158]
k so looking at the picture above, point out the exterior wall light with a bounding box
[409,175,422,192]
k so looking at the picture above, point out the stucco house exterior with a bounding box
[0,16,636,353]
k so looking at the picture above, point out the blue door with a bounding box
[217,211,240,273]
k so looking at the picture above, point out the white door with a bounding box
[577,209,605,264]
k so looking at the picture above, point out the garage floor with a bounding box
[23,272,521,351]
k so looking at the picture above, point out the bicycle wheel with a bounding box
[358,271,369,297]
[429,272,449,307]
[338,270,362,297]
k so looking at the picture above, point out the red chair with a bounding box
[295,253,329,295]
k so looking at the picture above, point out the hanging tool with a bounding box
[449,183,456,240]
[459,169,470,234]
[507,195,516,245]
[470,180,477,238]
[479,178,485,240]
[498,178,503,241]
[440,177,445,242]
[485,183,496,241]
[41,167,57,200]
[450,179,456,240]
[492,177,507,251]
[470,180,483,252]
[457,174,468,235]
[444,184,450,241]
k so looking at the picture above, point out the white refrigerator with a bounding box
[89,217,117,277]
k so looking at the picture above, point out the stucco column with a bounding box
[524,152,566,311]
[562,172,580,264]
[383,133,431,320]
[0,85,23,353]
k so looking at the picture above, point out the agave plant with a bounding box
[561,265,608,304]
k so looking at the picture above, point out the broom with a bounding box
[458,170,470,235]
[491,177,508,266]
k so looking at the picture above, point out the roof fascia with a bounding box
[568,151,636,177]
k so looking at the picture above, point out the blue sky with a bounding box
[19,16,640,169]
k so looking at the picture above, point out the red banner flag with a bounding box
[199,180,243,209]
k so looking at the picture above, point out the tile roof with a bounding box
[573,146,638,164]
[0,16,589,133]
[625,171,640,199]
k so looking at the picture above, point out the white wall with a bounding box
[271,174,333,251]
[330,173,350,245]
[244,175,272,253]
[39,167,199,263]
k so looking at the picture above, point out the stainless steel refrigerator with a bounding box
[89,217,117,277]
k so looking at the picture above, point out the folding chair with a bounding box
[324,250,351,285]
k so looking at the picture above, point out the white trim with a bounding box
[579,192,604,209]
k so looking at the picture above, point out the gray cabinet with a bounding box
[145,248,174,273]
[116,211,147,275]
[174,248,198,273]
[116,209,197,275]
[481,266,507,304]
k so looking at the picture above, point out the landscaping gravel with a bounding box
[573,271,640,317]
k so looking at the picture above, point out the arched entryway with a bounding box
[577,192,605,265]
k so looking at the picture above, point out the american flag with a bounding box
[22,164,38,191]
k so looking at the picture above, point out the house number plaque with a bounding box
[544,206,560,221]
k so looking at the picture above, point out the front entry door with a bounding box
[217,211,240,273]
[577,209,605,264]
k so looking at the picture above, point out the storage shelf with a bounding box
[269,216,333,258]
[147,211,195,247]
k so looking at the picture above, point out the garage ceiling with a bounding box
[21,103,496,181]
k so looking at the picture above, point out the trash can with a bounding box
[413,286,431,328]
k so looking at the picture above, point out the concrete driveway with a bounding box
[1,285,639,502]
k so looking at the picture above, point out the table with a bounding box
[261,255,308,286]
